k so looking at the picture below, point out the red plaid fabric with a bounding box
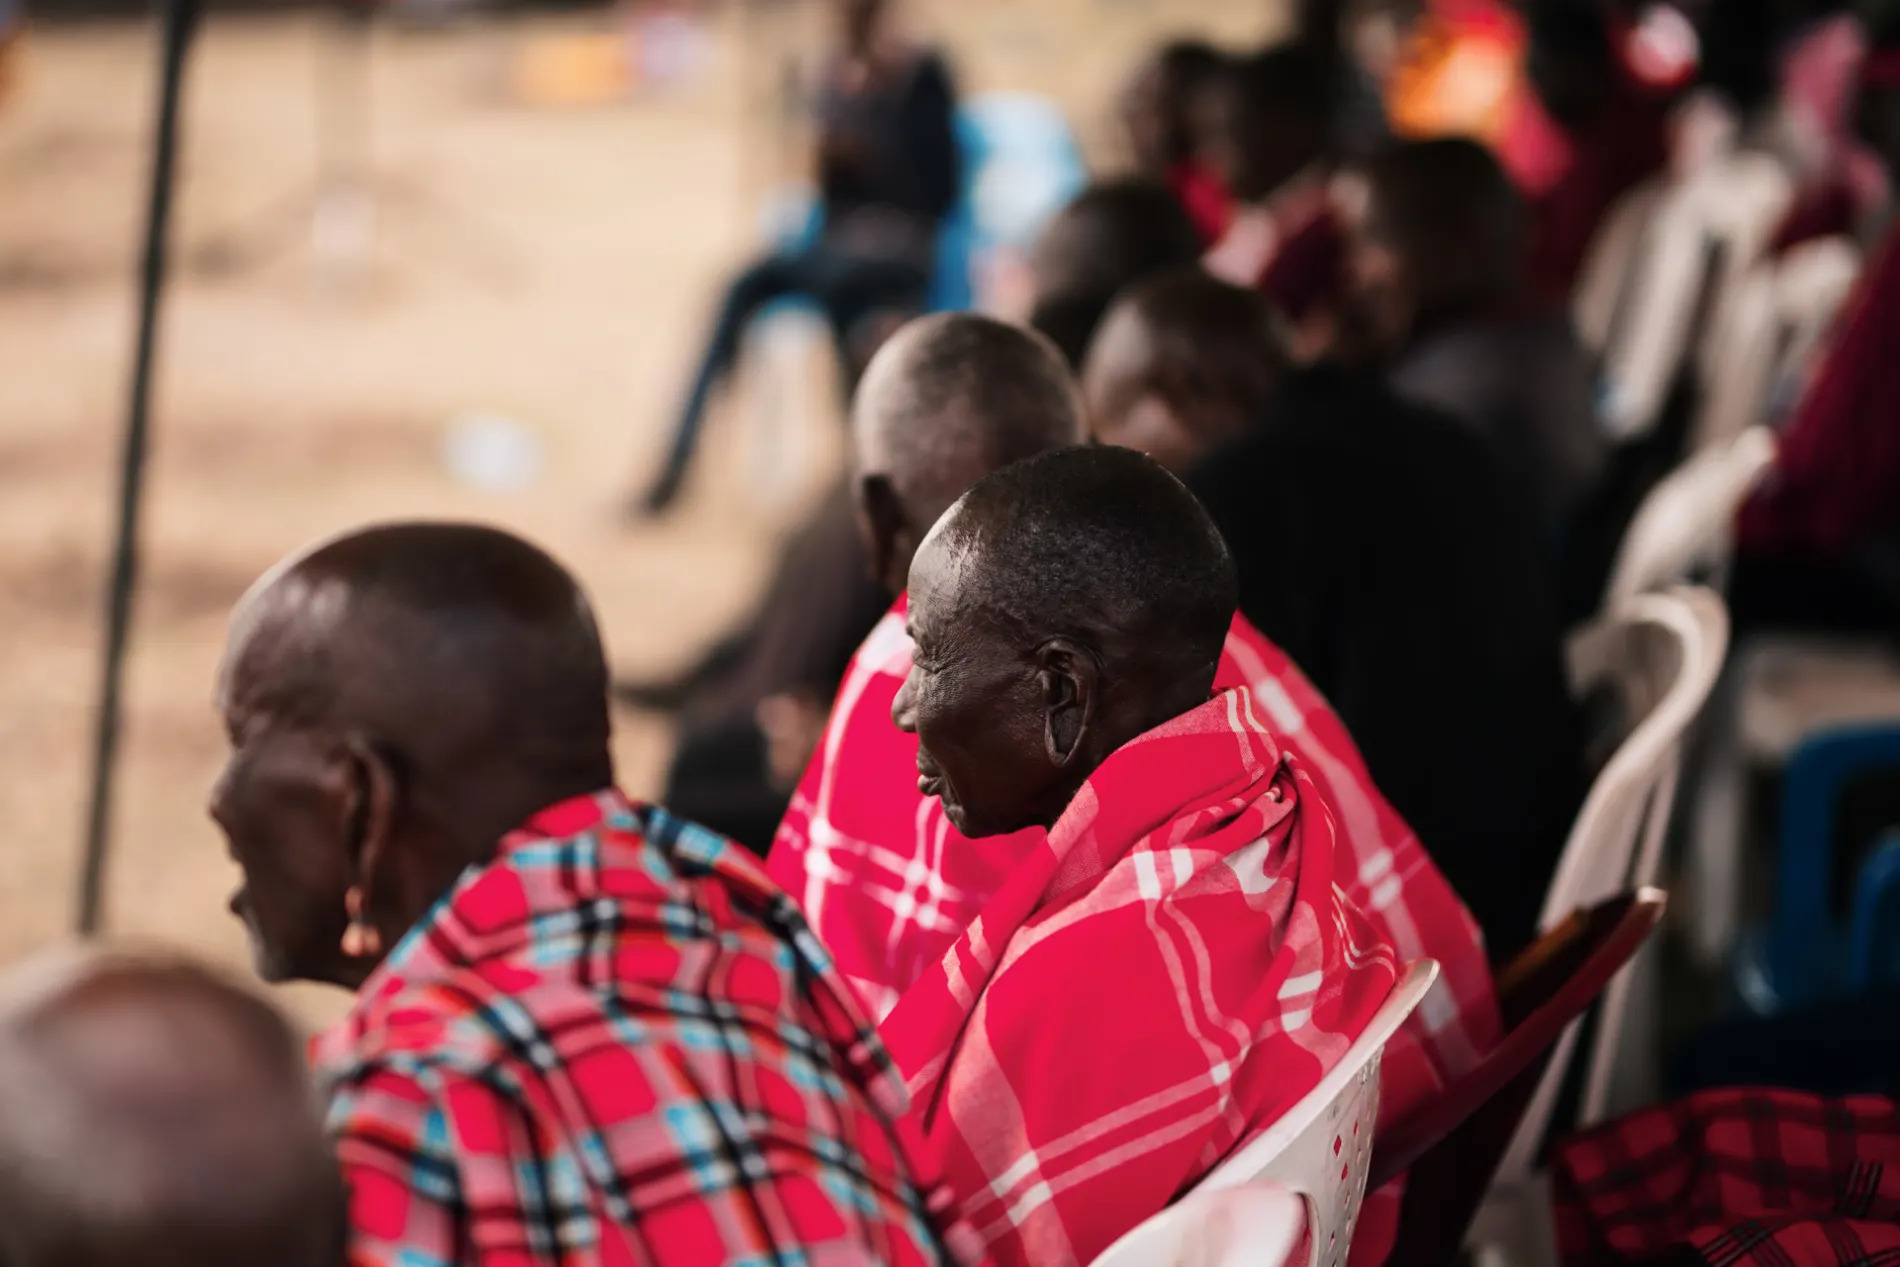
[1552,1088,1900,1267]
[879,686,1401,1265]
[315,790,967,1267]
[769,596,1499,1112]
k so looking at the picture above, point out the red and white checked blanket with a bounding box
[877,686,1402,1265]
[769,596,1499,1117]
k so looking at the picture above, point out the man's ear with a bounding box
[857,473,909,593]
[1036,638,1099,767]
[340,734,399,932]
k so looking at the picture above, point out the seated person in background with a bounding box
[1340,136,1608,560]
[635,480,892,854]
[1734,15,1900,640]
[1083,267,1284,474]
[1023,178,1204,367]
[1118,39,1236,245]
[773,309,1498,1264]
[1200,42,1349,348]
[0,947,343,1267]
[1508,0,1676,304]
[637,0,959,514]
[214,523,954,1266]
[1185,312,1583,964]
[879,445,1402,1267]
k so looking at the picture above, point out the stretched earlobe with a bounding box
[1037,639,1097,767]
[340,885,382,959]
[339,734,398,962]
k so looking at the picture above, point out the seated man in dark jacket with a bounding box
[1188,362,1584,962]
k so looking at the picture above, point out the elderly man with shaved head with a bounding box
[0,947,342,1267]
[770,316,1498,1251]
[874,445,1404,1266]
[212,522,957,1267]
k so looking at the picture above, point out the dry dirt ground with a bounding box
[0,0,1278,1024]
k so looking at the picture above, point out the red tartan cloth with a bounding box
[770,597,1501,1264]
[316,790,964,1267]
[879,687,1402,1266]
[1552,1088,1900,1266]
[1740,224,1900,562]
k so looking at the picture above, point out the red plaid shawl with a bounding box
[315,790,962,1267]
[769,597,1498,1119]
[1552,1088,1900,1267]
[876,687,1403,1266]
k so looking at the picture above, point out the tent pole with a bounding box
[76,0,198,935]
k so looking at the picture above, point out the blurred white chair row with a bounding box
[1573,133,1900,969]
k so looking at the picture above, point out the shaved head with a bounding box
[852,312,1085,592]
[0,948,342,1267]
[214,523,615,987]
[893,446,1237,836]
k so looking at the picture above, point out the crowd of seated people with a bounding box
[21,1,1900,1266]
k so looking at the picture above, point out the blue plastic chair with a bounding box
[1734,722,1900,1013]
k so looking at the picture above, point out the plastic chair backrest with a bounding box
[1369,891,1667,1267]
[1771,235,1862,405]
[1692,266,1780,450]
[1602,427,1776,607]
[1574,180,1667,355]
[1691,237,1861,449]
[1519,589,1723,1150]
[1194,960,1440,1267]
[1090,1181,1306,1267]
[1598,154,1793,440]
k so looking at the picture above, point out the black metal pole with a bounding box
[76,0,198,936]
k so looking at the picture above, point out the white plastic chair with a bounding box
[1692,237,1861,450]
[1597,154,1793,440]
[1602,426,1777,608]
[1179,959,1441,1267]
[1090,1181,1306,1267]
[1469,592,1725,1267]
[1503,589,1729,1180]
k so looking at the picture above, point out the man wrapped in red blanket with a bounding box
[771,313,1499,1263]
[876,444,1406,1265]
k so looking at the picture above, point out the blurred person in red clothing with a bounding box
[1733,6,1900,638]
[1118,39,1236,246]
[1201,43,1353,350]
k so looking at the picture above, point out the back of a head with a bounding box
[253,522,612,785]
[948,446,1237,690]
[1361,136,1527,320]
[854,312,1084,512]
[1028,179,1204,366]
[0,949,343,1267]
[1102,268,1287,422]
